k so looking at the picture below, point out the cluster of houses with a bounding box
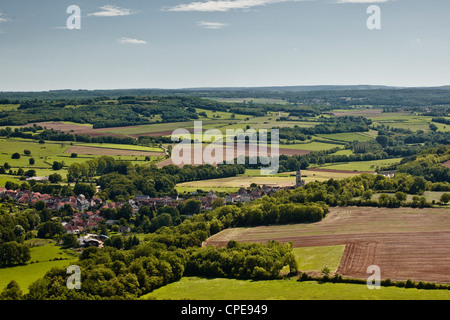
[0,183,286,238]
[63,210,104,235]
[0,187,103,211]
[225,185,281,204]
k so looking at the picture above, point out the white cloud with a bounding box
[197,21,229,29]
[118,37,147,45]
[88,5,134,17]
[0,12,11,23]
[166,0,294,12]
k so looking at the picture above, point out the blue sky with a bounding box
[0,0,449,91]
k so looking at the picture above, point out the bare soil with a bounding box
[205,206,450,283]
[23,122,129,138]
[157,145,310,168]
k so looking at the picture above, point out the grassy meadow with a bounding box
[0,137,166,187]
[293,245,345,273]
[0,240,78,294]
[312,158,403,172]
[142,277,450,300]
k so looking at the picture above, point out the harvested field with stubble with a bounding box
[65,145,165,157]
[23,121,129,138]
[157,145,311,168]
[205,206,450,284]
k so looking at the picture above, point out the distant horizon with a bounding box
[2,83,450,94]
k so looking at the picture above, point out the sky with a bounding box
[0,0,449,91]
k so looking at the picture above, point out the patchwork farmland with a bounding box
[205,206,450,284]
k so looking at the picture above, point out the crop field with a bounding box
[177,176,297,189]
[291,245,345,273]
[443,160,450,168]
[176,186,240,194]
[330,149,354,156]
[75,143,164,152]
[207,97,290,105]
[22,121,189,138]
[330,108,381,117]
[205,206,450,284]
[313,158,403,172]
[279,141,344,152]
[176,169,361,190]
[196,108,250,120]
[156,144,311,168]
[0,137,165,186]
[0,138,70,169]
[316,132,374,143]
[23,121,96,135]
[142,276,450,300]
[366,113,450,132]
[65,145,164,157]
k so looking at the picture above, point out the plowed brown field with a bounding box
[156,145,310,167]
[205,206,450,283]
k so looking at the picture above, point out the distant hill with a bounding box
[1,85,450,103]
[181,85,403,92]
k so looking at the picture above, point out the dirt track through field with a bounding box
[206,207,450,283]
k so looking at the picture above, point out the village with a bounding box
[0,183,289,237]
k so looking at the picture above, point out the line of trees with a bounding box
[5,235,296,299]
[0,242,31,266]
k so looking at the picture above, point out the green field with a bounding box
[0,138,70,168]
[316,132,374,143]
[196,108,250,120]
[331,149,354,156]
[176,169,361,191]
[368,113,450,132]
[142,277,450,300]
[176,176,297,189]
[293,245,345,272]
[0,104,20,111]
[75,143,164,152]
[0,240,78,294]
[279,141,343,152]
[0,137,165,186]
[175,186,240,194]
[313,158,403,172]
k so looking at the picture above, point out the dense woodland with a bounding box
[2,86,450,108]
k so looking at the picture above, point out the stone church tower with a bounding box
[295,166,305,188]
